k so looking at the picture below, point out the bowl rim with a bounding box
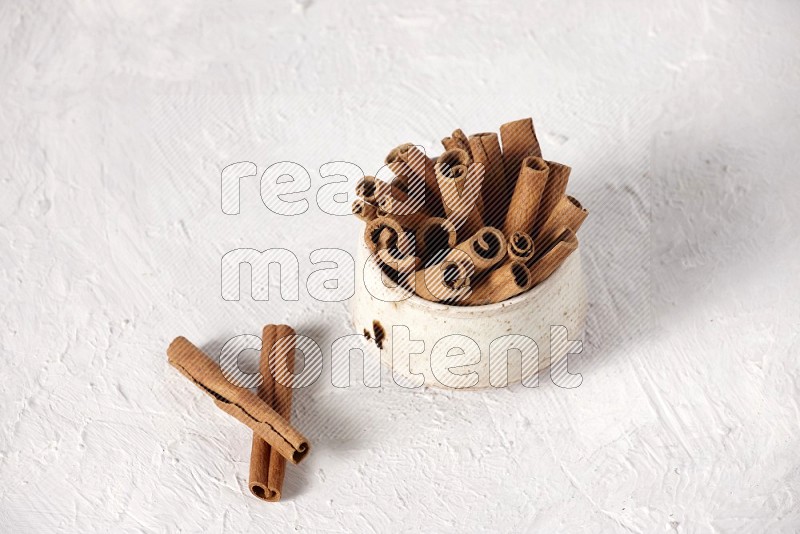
[358,245,583,317]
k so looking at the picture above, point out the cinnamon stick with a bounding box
[376,234,421,277]
[530,161,570,240]
[468,133,505,228]
[435,149,485,238]
[507,232,534,263]
[414,254,473,302]
[453,226,507,274]
[415,217,457,265]
[528,228,578,286]
[352,199,377,223]
[463,260,532,306]
[442,128,472,156]
[383,158,413,193]
[535,195,587,250]
[390,175,409,194]
[500,117,542,183]
[385,144,444,216]
[356,176,405,206]
[376,195,429,232]
[502,156,549,236]
[364,216,406,253]
[376,211,428,234]
[355,175,379,204]
[166,337,309,464]
[249,325,296,502]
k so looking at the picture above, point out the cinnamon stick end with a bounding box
[291,441,310,464]
[249,482,280,502]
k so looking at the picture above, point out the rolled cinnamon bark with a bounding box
[375,167,431,222]
[531,161,571,241]
[249,324,296,502]
[535,195,587,250]
[356,176,405,206]
[385,144,444,216]
[378,149,431,231]
[352,199,377,223]
[442,128,472,156]
[376,211,428,233]
[502,156,549,236]
[384,158,414,193]
[413,253,473,302]
[374,182,409,207]
[364,216,405,253]
[507,232,534,263]
[415,217,458,264]
[463,260,532,306]
[528,228,578,286]
[500,118,542,188]
[355,176,379,204]
[376,236,421,277]
[468,133,506,228]
[435,149,485,238]
[166,336,309,464]
[390,175,409,194]
[453,226,507,274]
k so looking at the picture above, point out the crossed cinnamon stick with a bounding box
[166,324,303,503]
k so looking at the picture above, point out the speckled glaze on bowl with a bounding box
[352,243,588,390]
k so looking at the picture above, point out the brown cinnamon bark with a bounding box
[249,325,296,502]
[442,128,472,156]
[413,253,473,302]
[364,216,406,253]
[355,176,379,204]
[468,133,506,228]
[500,118,542,183]
[376,211,429,233]
[166,336,309,464]
[352,199,377,223]
[463,260,532,305]
[356,176,405,205]
[535,195,587,250]
[435,149,485,238]
[528,228,578,286]
[507,232,534,263]
[375,233,421,278]
[453,227,507,274]
[385,144,444,216]
[390,175,409,194]
[376,195,429,232]
[415,217,458,265]
[530,161,571,241]
[503,156,549,236]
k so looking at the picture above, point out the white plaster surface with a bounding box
[2,0,800,532]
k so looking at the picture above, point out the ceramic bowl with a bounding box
[351,243,588,390]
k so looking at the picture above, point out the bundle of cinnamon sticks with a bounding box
[166,324,304,502]
[353,118,587,305]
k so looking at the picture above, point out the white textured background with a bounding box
[2,0,800,532]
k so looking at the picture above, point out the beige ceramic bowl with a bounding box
[351,243,588,390]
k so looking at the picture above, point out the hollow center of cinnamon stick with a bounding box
[251,484,267,500]
[473,232,502,259]
[438,151,468,179]
[523,156,549,172]
[370,226,397,249]
[512,263,530,288]
[422,225,450,257]
[362,180,376,197]
[448,166,465,179]
[511,233,532,253]
[443,264,461,287]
